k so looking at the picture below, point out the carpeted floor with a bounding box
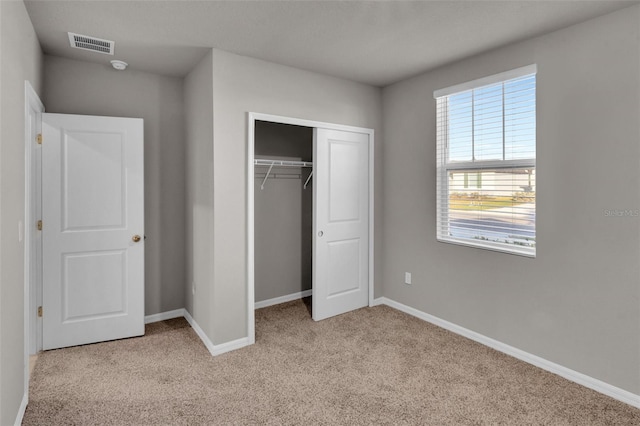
[23,298,640,425]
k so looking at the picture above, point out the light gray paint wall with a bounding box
[254,121,313,302]
[43,55,186,316]
[202,48,383,344]
[0,1,43,424]
[382,6,640,394]
[184,51,214,333]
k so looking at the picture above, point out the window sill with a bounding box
[437,236,536,258]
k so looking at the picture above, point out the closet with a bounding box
[249,114,373,325]
[254,121,314,309]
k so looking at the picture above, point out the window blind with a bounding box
[435,67,536,257]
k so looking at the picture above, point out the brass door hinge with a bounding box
[37,306,43,317]
[37,220,42,231]
[36,134,42,145]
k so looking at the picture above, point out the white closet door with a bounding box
[313,128,369,321]
[42,113,145,350]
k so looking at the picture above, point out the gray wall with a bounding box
[0,1,43,424]
[254,121,313,302]
[184,51,214,333]
[43,55,186,316]
[188,48,383,344]
[381,6,640,394]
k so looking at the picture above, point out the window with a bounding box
[434,65,536,257]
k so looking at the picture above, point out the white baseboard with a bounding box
[14,392,28,426]
[255,289,312,309]
[375,297,640,409]
[144,308,186,324]
[370,297,385,307]
[145,309,251,356]
[182,310,251,356]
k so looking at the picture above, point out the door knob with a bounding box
[318,231,323,237]
[132,235,141,242]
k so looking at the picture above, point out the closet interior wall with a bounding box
[254,121,313,304]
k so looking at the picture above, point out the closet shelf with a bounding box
[254,158,313,168]
[254,158,313,190]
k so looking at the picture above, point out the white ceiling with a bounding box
[24,0,639,87]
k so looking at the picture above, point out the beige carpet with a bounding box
[24,299,640,425]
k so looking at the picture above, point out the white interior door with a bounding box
[313,128,369,321]
[42,113,144,350]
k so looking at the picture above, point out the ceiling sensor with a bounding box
[110,60,128,71]
[68,32,115,55]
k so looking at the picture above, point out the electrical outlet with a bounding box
[405,272,412,285]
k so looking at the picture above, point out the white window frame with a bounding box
[434,65,537,257]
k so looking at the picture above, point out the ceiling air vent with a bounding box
[68,32,115,55]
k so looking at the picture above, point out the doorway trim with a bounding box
[246,112,375,344]
[24,80,44,416]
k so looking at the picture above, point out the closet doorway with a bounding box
[247,113,374,342]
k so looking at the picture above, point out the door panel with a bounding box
[327,239,361,296]
[313,128,369,321]
[63,131,125,230]
[42,113,144,350]
[329,142,361,221]
[62,250,126,320]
